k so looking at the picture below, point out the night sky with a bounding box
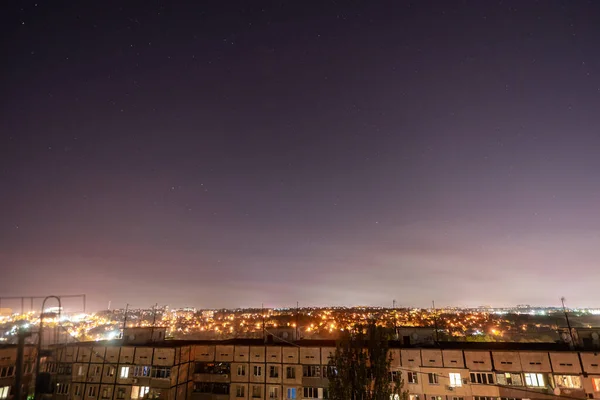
[2,1,600,311]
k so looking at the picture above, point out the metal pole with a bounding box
[15,328,31,400]
[34,295,62,400]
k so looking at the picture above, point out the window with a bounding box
[101,388,111,399]
[474,397,496,400]
[75,385,82,396]
[303,366,321,378]
[195,362,231,374]
[0,365,15,378]
[105,366,115,377]
[496,373,523,386]
[133,366,151,377]
[117,388,126,399]
[269,387,279,399]
[554,375,582,388]
[407,372,418,384]
[287,388,297,400]
[303,388,319,399]
[131,386,150,399]
[151,367,171,379]
[238,365,247,376]
[269,366,279,378]
[390,371,400,381]
[88,386,97,398]
[449,373,462,387]
[428,373,439,384]
[286,367,296,379]
[56,383,70,395]
[194,383,230,395]
[0,387,9,400]
[119,366,130,378]
[252,386,262,398]
[254,366,263,377]
[236,386,245,398]
[452,398,464,400]
[524,373,545,387]
[430,397,442,400]
[323,366,337,378]
[593,378,600,392]
[409,396,419,400]
[89,365,101,377]
[470,372,494,384]
[77,366,85,376]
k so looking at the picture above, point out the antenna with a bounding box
[432,300,440,343]
[561,297,576,347]
[122,303,130,338]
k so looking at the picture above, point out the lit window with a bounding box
[449,373,462,387]
[287,388,297,400]
[409,396,419,400]
[119,367,130,379]
[524,373,545,387]
[131,386,149,399]
[496,373,522,386]
[554,375,582,389]
[0,386,10,399]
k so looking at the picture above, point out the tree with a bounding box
[328,323,409,400]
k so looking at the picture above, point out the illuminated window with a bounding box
[131,386,149,399]
[496,373,522,386]
[0,387,9,400]
[409,396,419,400]
[524,373,545,387]
[287,388,297,400]
[554,375,582,389]
[119,367,130,379]
[594,378,600,392]
[449,373,462,387]
[133,366,151,377]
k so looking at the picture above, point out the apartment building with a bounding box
[0,344,36,400]
[9,330,600,400]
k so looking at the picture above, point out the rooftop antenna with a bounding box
[432,300,440,343]
[561,297,576,347]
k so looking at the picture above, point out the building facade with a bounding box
[6,333,600,400]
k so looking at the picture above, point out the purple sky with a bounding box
[2,1,600,311]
